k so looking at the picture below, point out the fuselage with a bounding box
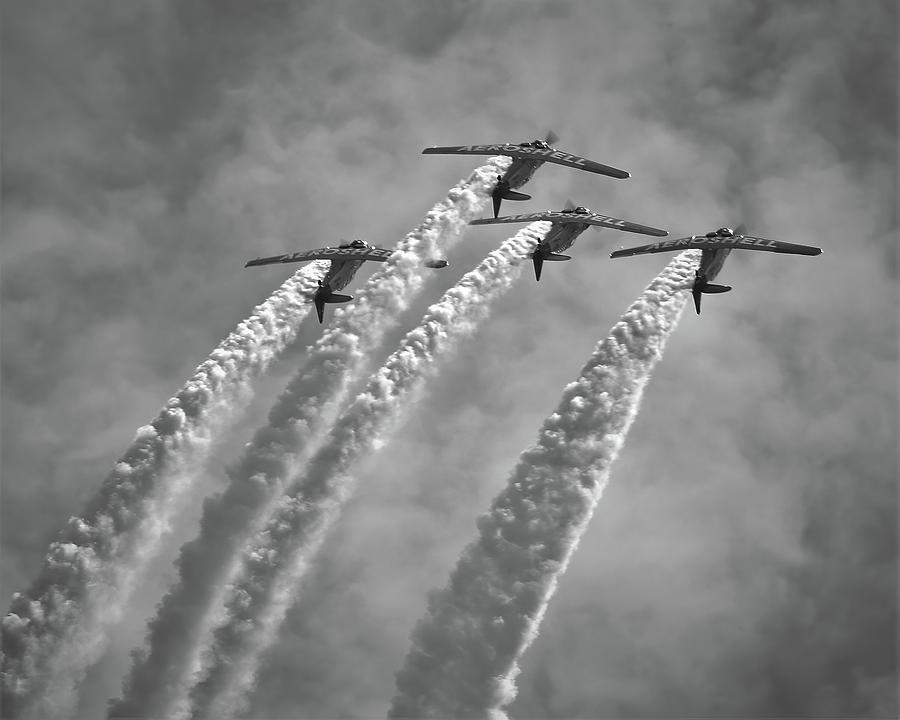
[534,207,598,255]
[321,239,371,292]
[537,221,590,255]
[696,227,737,281]
[502,158,544,190]
[697,248,731,282]
[322,259,365,293]
[500,140,555,189]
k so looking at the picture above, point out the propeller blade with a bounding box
[545,130,559,145]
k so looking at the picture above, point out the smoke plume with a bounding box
[185,223,548,719]
[1,261,328,719]
[108,158,509,720]
[389,250,698,718]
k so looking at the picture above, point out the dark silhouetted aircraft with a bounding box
[610,225,822,313]
[246,239,447,323]
[423,132,630,218]
[470,202,667,281]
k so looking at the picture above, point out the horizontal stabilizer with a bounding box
[701,284,732,294]
[503,189,531,201]
[321,293,352,304]
[528,252,570,261]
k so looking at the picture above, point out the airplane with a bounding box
[422,132,631,218]
[609,225,823,314]
[469,202,668,281]
[245,239,448,323]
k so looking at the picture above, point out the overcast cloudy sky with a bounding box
[2,1,897,718]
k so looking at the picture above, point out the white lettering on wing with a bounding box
[458,145,587,165]
[588,213,626,227]
[466,144,506,152]
[741,237,776,248]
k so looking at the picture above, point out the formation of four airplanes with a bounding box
[245,133,822,323]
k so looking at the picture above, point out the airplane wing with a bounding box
[470,211,557,226]
[245,246,393,267]
[609,235,823,258]
[580,212,667,236]
[471,210,667,237]
[422,145,630,179]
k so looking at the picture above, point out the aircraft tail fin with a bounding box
[532,254,544,282]
[492,180,504,218]
[691,280,731,314]
[492,176,531,218]
[527,251,570,281]
[314,295,325,324]
[313,290,353,324]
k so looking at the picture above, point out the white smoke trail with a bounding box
[0,261,328,720]
[389,250,699,719]
[184,223,549,720]
[108,157,510,720]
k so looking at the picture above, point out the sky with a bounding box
[2,0,897,718]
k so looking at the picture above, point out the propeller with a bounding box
[544,130,559,145]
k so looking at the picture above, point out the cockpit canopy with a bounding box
[338,238,369,249]
[717,227,735,237]
[520,140,550,149]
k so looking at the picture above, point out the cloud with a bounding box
[3,0,896,717]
